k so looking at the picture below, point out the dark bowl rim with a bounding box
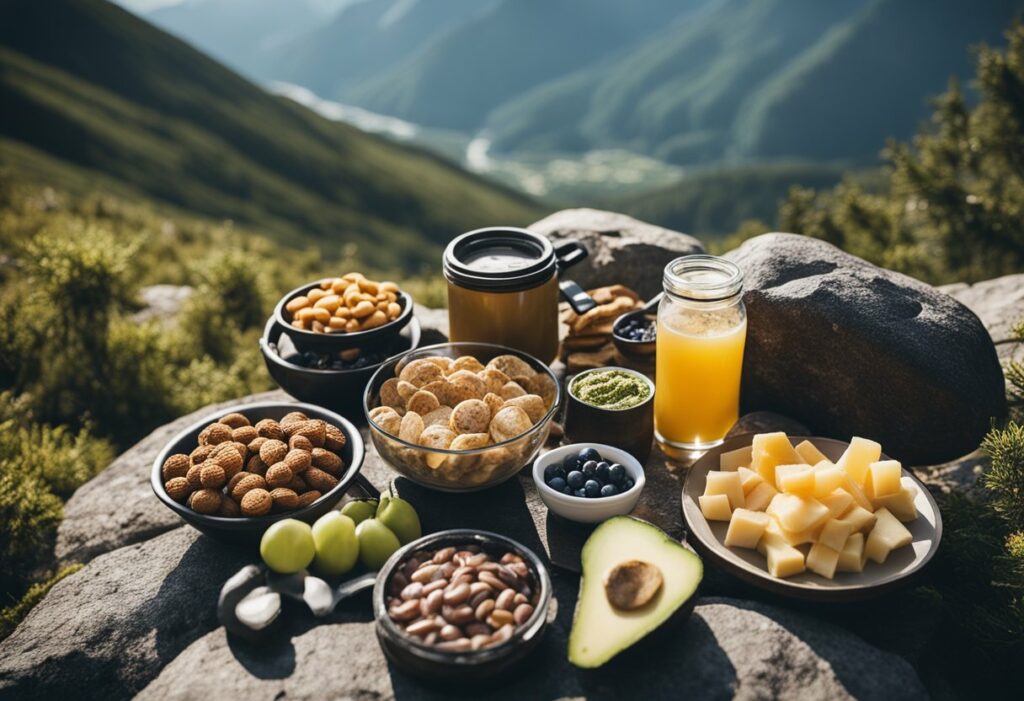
[373,529,552,662]
[273,277,414,343]
[259,315,423,377]
[151,401,365,528]
[361,342,562,454]
[567,366,655,412]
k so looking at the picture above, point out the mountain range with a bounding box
[152,0,1024,167]
[0,0,541,270]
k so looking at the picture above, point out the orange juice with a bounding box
[653,254,746,453]
[655,308,746,449]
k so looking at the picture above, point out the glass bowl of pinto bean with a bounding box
[372,529,552,684]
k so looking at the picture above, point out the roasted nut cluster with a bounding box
[369,353,556,486]
[161,410,347,517]
[285,273,403,334]
[386,545,538,652]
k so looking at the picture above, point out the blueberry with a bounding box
[582,460,597,477]
[609,463,625,484]
[548,476,566,492]
[567,470,585,489]
[578,447,601,464]
[596,462,610,481]
[563,454,580,472]
[574,488,587,498]
[544,464,563,482]
[562,485,573,495]
[600,484,619,497]
[584,480,601,498]
[623,477,635,490]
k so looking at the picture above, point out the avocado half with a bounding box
[568,516,703,668]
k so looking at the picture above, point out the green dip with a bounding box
[571,370,650,410]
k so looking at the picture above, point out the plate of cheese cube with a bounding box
[680,432,942,601]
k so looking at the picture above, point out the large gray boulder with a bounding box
[530,208,704,300]
[134,596,925,701]
[726,233,1006,465]
[0,527,249,700]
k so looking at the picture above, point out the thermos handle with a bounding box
[554,240,588,272]
[554,240,597,314]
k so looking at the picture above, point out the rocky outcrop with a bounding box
[530,208,704,300]
[726,233,1006,465]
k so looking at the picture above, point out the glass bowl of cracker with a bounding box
[363,342,561,492]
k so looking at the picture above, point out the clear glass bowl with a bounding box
[363,342,561,492]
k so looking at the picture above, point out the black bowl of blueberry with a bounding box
[612,294,659,362]
[259,315,421,422]
[532,443,645,523]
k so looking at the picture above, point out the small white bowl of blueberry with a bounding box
[532,443,645,523]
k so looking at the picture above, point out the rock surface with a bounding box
[135,596,925,701]
[530,208,704,300]
[131,284,194,325]
[940,273,1024,346]
[726,233,1006,465]
[0,528,249,700]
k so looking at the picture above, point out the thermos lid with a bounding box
[443,227,557,293]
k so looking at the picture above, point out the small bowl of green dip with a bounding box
[564,367,655,463]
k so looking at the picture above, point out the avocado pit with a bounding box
[604,559,663,610]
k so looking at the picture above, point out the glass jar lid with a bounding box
[663,255,744,302]
[443,227,557,292]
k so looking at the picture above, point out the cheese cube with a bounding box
[765,542,806,578]
[737,467,764,495]
[699,494,732,521]
[864,507,913,564]
[819,488,855,519]
[720,444,753,471]
[813,463,845,498]
[776,464,815,498]
[769,516,822,546]
[841,472,874,511]
[806,542,841,579]
[724,509,771,549]
[818,518,853,552]
[837,532,865,573]
[751,432,802,488]
[744,481,778,512]
[768,494,830,533]
[795,440,829,466]
[836,437,882,485]
[704,471,745,509]
[865,460,902,499]
[872,477,918,522]
[838,504,877,533]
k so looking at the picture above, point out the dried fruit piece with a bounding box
[489,406,532,443]
[232,473,268,501]
[241,488,272,516]
[297,490,322,508]
[324,424,347,452]
[162,454,190,481]
[289,434,314,452]
[311,448,344,474]
[191,488,223,515]
[200,462,227,489]
[266,462,294,489]
[218,412,250,429]
[293,420,326,447]
[232,425,258,445]
[270,487,299,511]
[284,449,311,473]
[259,439,288,467]
[400,359,444,387]
[255,419,284,440]
[200,423,232,446]
[210,443,243,476]
[165,477,191,502]
[407,390,440,415]
[304,467,339,493]
[450,400,491,435]
[185,464,204,490]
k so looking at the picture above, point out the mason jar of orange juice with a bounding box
[655,255,746,454]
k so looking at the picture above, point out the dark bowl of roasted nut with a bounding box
[274,275,415,354]
[373,529,552,684]
[260,315,421,422]
[151,402,372,543]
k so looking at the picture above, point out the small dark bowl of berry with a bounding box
[612,295,659,362]
[532,443,645,524]
[259,315,421,422]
